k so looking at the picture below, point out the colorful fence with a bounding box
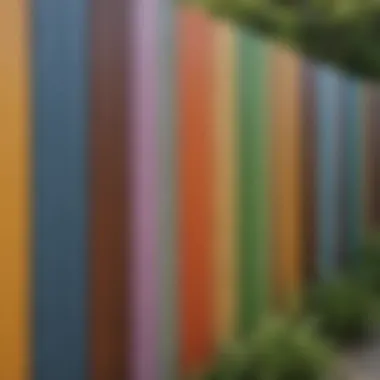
[0,2,379,380]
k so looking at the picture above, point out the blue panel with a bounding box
[32,0,88,379]
[345,79,363,265]
[316,66,340,280]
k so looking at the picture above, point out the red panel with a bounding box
[178,7,215,375]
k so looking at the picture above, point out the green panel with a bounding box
[238,29,270,334]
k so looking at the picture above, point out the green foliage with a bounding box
[192,0,380,79]
[247,316,333,380]
[197,316,333,380]
[201,343,251,379]
[353,234,380,297]
[306,275,377,346]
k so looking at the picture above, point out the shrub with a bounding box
[202,343,252,380]
[246,315,333,380]
[306,275,376,346]
[354,234,380,297]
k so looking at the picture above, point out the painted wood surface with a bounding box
[316,67,341,279]
[91,0,128,378]
[213,20,237,344]
[238,29,271,331]
[32,0,88,378]
[178,8,215,375]
[158,0,178,378]
[131,0,159,378]
[301,61,317,282]
[0,1,29,379]
[365,85,380,231]
[271,46,302,308]
[344,79,363,265]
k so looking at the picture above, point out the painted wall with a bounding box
[0,2,377,379]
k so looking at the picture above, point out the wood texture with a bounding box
[365,85,380,231]
[91,0,128,378]
[213,20,237,343]
[344,79,363,265]
[271,46,301,308]
[158,0,177,378]
[301,61,317,282]
[316,67,340,279]
[238,30,271,331]
[33,0,88,378]
[131,0,159,379]
[0,1,29,379]
[178,8,215,374]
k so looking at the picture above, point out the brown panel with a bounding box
[90,0,128,378]
[301,61,317,283]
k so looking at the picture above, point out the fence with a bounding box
[0,2,379,379]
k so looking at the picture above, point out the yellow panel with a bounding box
[0,1,29,379]
[213,20,237,344]
[271,45,301,309]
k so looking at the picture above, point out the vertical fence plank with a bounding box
[301,61,317,282]
[344,79,364,265]
[131,0,159,378]
[238,30,271,331]
[365,85,380,232]
[158,0,177,378]
[32,0,88,378]
[271,46,302,307]
[91,0,128,377]
[316,67,340,279]
[0,1,29,379]
[178,8,215,374]
[214,20,237,343]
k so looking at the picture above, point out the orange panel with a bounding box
[178,7,215,375]
[0,1,29,379]
[271,46,302,309]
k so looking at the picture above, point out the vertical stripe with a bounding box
[316,67,340,279]
[0,1,29,379]
[337,75,348,268]
[178,8,214,374]
[33,0,88,378]
[301,61,317,283]
[214,21,237,343]
[365,85,380,231]
[238,30,271,332]
[158,0,177,378]
[271,46,301,307]
[132,0,159,378]
[91,0,128,378]
[344,79,363,265]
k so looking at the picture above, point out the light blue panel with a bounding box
[33,0,88,378]
[316,66,340,279]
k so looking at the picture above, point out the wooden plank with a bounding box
[178,7,214,375]
[213,20,237,343]
[158,0,177,378]
[315,67,340,279]
[238,30,271,331]
[32,0,88,378]
[271,45,302,308]
[364,84,380,231]
[344,79,364,266]
[301,60,318,283]
[131,0,159,378]
[0,1,29,379]
[90,0,128,378]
